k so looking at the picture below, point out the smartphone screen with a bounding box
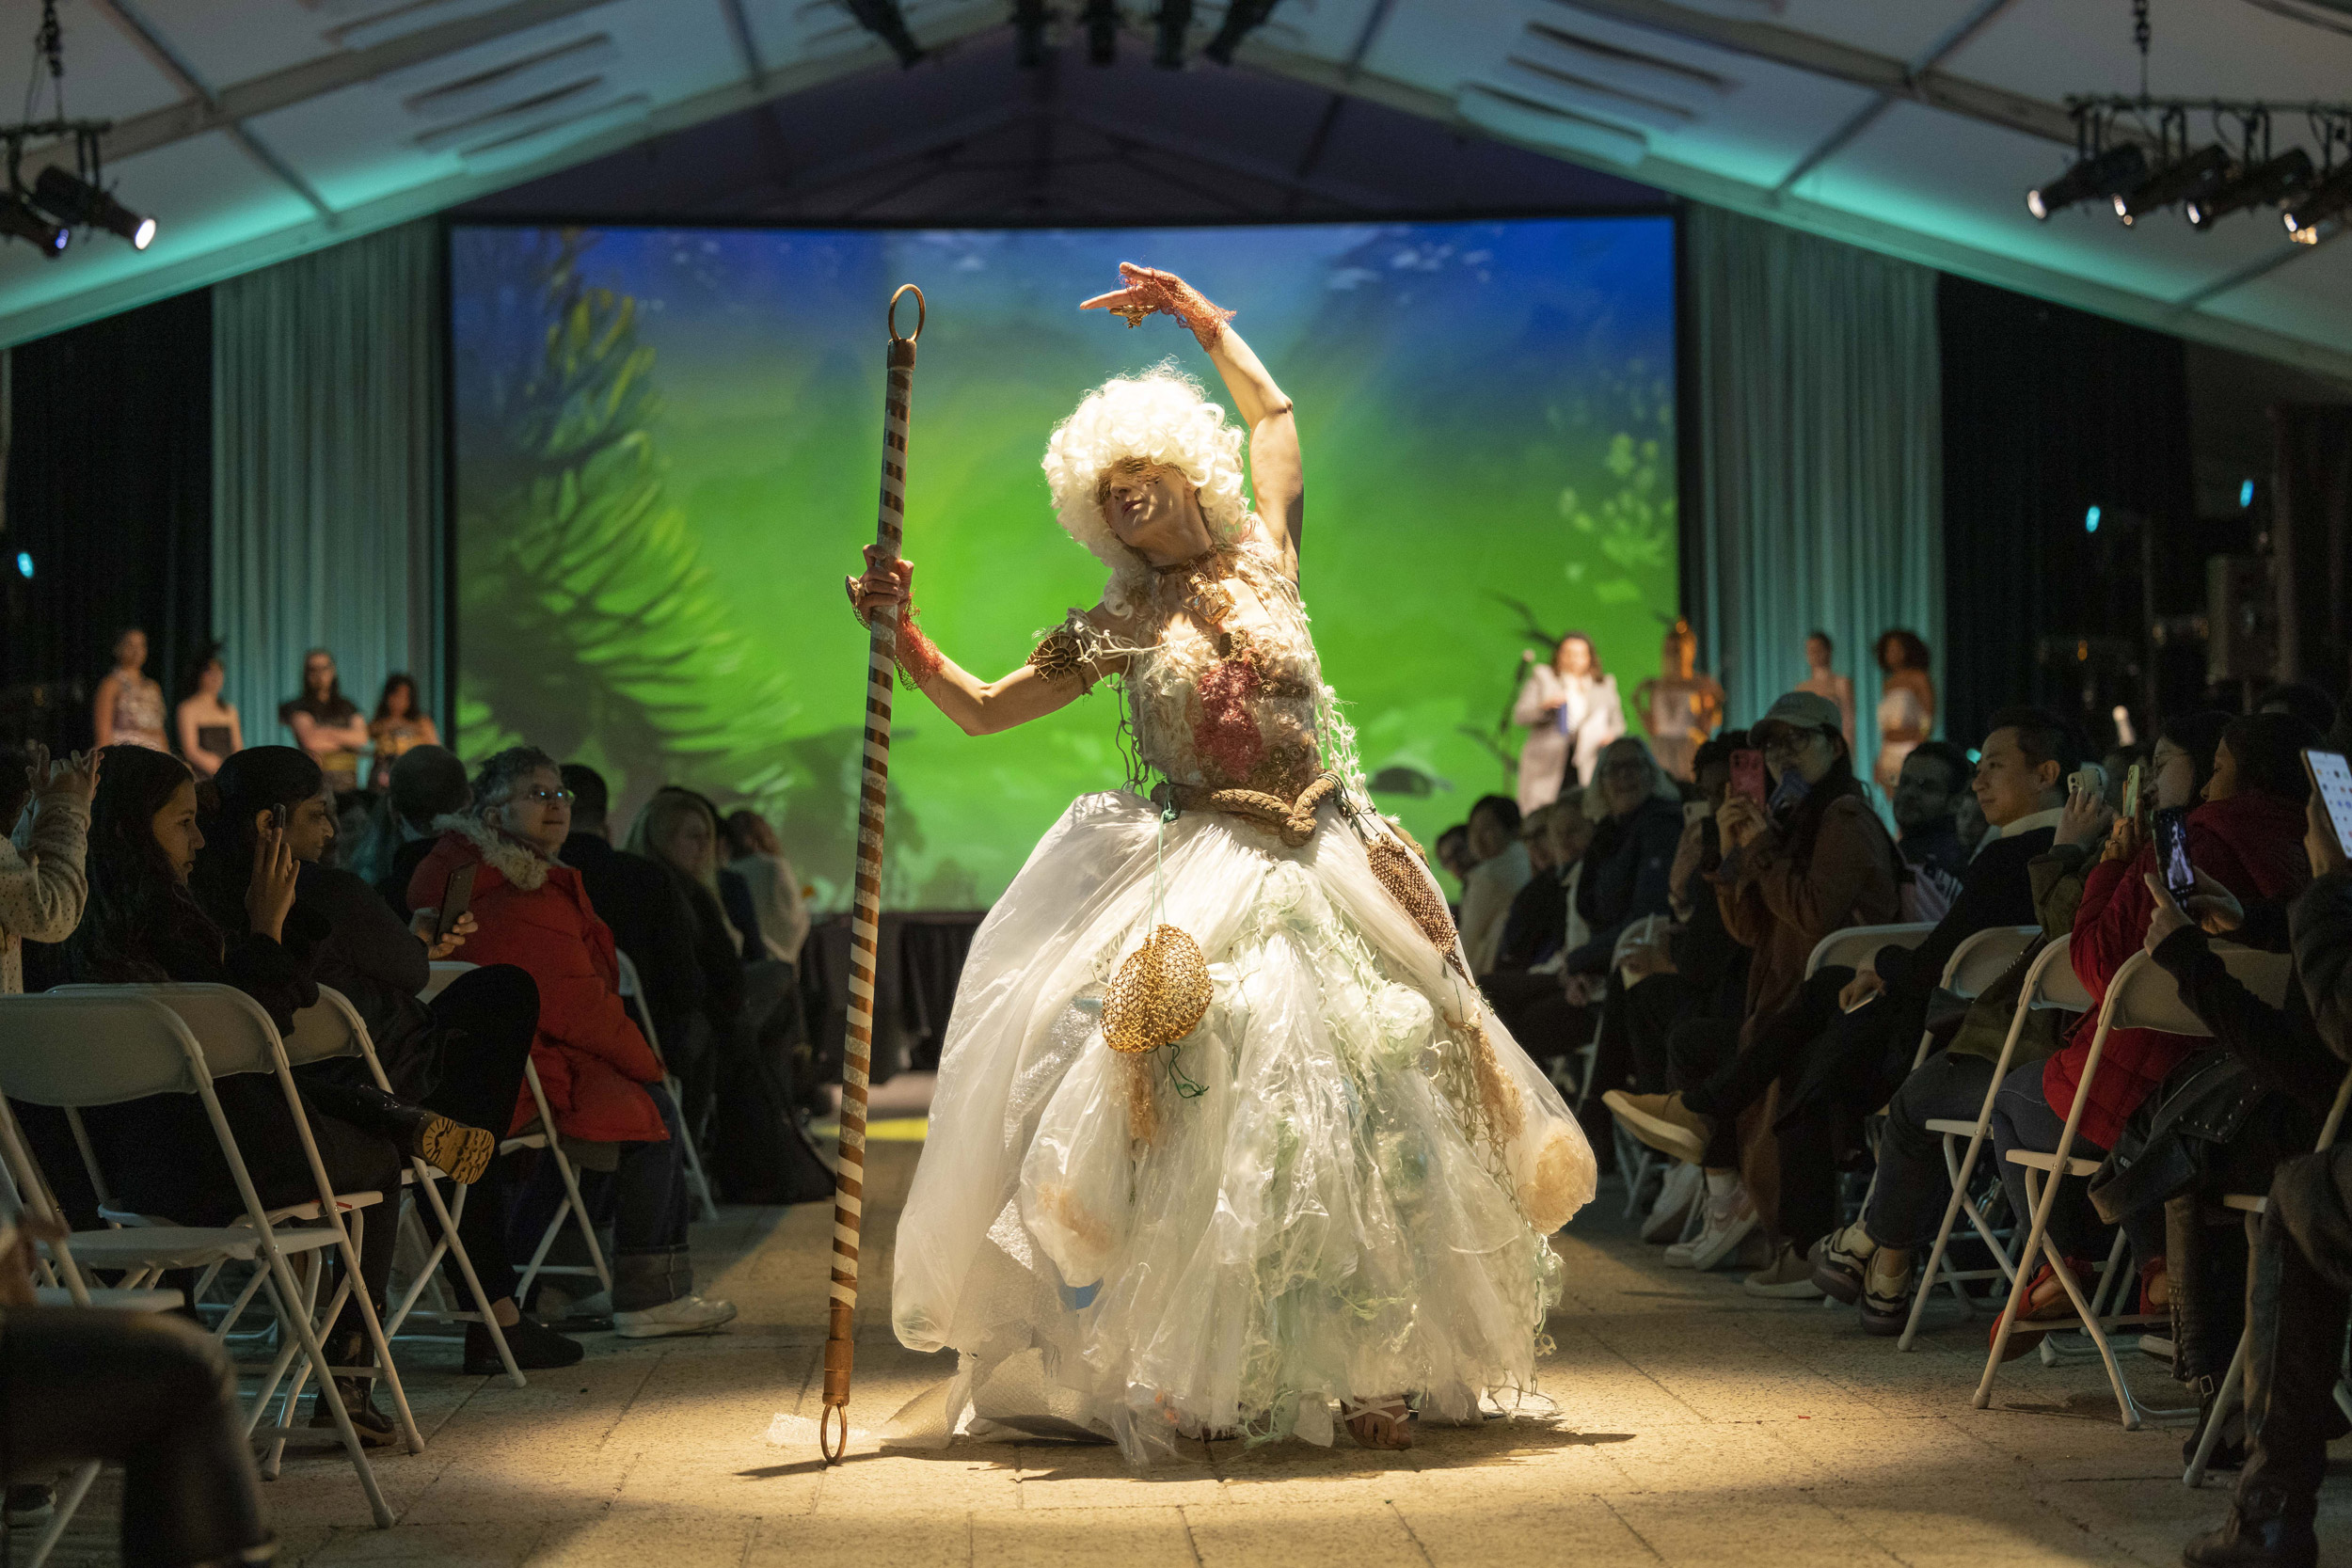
[2152,806,2196,904]
[1729,749,1768,807]
[2306,750,2352,860]
[436,863,478,942]
[2122,763,2143,825]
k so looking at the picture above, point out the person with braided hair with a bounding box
[847,263,1595,1465]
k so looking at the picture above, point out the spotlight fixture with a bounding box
[0,195,66,256]
[1153,0,1193,68]
[2027,143,2148,220]
[1014,0,1052,68]
[1202,0,1281,64]
[2185,147,2312,229]
[840,0,922,66]
[2281,158,2352,239]
[31,166,151,249]
[2112,144,2229,225]
[1082,0,1118,64]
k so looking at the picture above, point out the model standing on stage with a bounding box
[1512,632,1623,814]
[846,263,1593,1465]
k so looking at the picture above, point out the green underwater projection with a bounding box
[450,218,1679,911]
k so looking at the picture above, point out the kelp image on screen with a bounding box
[452,219,1677,911]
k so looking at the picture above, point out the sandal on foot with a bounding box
[1341,1396,1413,1451]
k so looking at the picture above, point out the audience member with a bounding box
[560,764,707,1079]
[2256,679,2336,737]
[410,748,735,1338]
[1603,690,1900,1271]
[723,809,811,966]
[62,744,409,1441]
[372,744,471,912]
[1872,628,1936,791]
[1434,824,1473,898]
[1488,803,1565,977]
[0,743,94,995]
[92,627,167,752]
[366,673,440,793]
[173,642,242,779]
[2180,795,2351,1568]
[1798,630,1856,750]
[1513,632,1624,811]
[1460,795,1531,976]
[1891,738,1974,905]
[281,648,370,798]
[1559,737,1684,982]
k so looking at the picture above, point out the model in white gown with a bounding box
[845,264,1596,1465]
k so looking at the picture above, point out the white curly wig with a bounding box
[1041,365,1252,610]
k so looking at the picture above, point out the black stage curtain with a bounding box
[1937,276,2194,748]
[1,290,214,752]
[801,911,985,1084]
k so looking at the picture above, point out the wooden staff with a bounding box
[821,282,923,1465]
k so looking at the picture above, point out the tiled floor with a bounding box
[35,1140,2351,1566]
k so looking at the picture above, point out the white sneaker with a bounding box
[613,1293,738,1338]
[1640,1161,1705,1243]
[1684,1181,1759,1273]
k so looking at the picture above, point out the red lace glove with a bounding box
[893,603,944,689]
[1080,262,1235,353]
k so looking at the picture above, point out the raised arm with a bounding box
[1082,264,1301,572]
[844,549,1109,737]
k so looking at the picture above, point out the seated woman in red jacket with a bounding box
[407,747,735,1340]
[1991,710,2317,1354]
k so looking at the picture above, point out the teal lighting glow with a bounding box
[12,552,28,579]
[2239,478,2255,508]
[2085,504,2102,533]
[1966,749,1982,764]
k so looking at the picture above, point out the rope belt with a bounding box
[1164,770,1341,847]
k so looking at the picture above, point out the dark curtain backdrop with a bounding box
[1,290,213,751]
[1938,276,2195,748]
[2273,404,2352,694]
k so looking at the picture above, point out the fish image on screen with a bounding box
[450,218,1679,911]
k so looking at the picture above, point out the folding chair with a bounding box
[1804,923,1935,982]
[1899,935,2090,1350]
[421,963,615,1307]
[613,949,719,1223]
[1975,945,2291,1430]
[290,988,525,1387]
[0,989,406,1528]
[1605,913,1668,1216]
[2183,1063,2352,1485]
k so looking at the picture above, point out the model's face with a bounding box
[1663,636,1694,678]
[1555,638,1594,677]
[656,810,715,878]
[199,660,224,696]
[1972,728,2058,830]
[386,684,411,718]
[1892,752,1959,832]
[492,767,572,857]
[267,791,339,864]
[117,630,148,670]
[1099,461,1208,564]
[1806,637,1829,670]
[151,781,202,880]
[305,654,335,696]
[2153,737,2198,811]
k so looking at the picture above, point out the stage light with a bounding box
[2112,145,2229,226]
[1153,0,1192,68]
[1014,0,1050,68]
[1083,0,1118,64]
[2239,478,2255,508]
[13,552,29,579]
[840,0,922,66]
[2185,147,2311,229]
[2281,159,2352,239]
[2027,144,2147,220]
[2085,504,2102,533]
[31,166,152,249]
[0,195,66,255]
[1202,0,1280,64]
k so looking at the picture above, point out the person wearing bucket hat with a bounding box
[1604,687,1900,1272]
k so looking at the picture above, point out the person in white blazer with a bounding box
[1513,632,1624,814]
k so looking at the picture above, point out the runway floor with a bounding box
[40,1130,2352,1567]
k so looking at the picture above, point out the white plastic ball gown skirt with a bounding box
[884,790,1597,1465]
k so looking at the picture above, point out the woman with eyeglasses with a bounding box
[405,748,735,1340]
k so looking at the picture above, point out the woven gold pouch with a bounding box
[1102,924,1212,1054]
[1366,838,1459,956]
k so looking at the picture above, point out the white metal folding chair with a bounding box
[2183,1064,2352,1485]
[290,987,525,1387]
[1975,946,2291,1430]
[421,962,615,1306]
[1899,935,2090,1349]
[0,989,406,1528]
[613,950,719,1223]
[1804,923,1936,982]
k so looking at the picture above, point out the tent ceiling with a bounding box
[0,0,2346,377]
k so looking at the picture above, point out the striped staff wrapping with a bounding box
[821,282,923,1465]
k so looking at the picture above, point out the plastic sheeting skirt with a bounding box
[885,791,1597,1465]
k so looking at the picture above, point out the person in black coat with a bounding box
[374,744,471,920]
[558,765,706,1070]
[1558,737,1686,980]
